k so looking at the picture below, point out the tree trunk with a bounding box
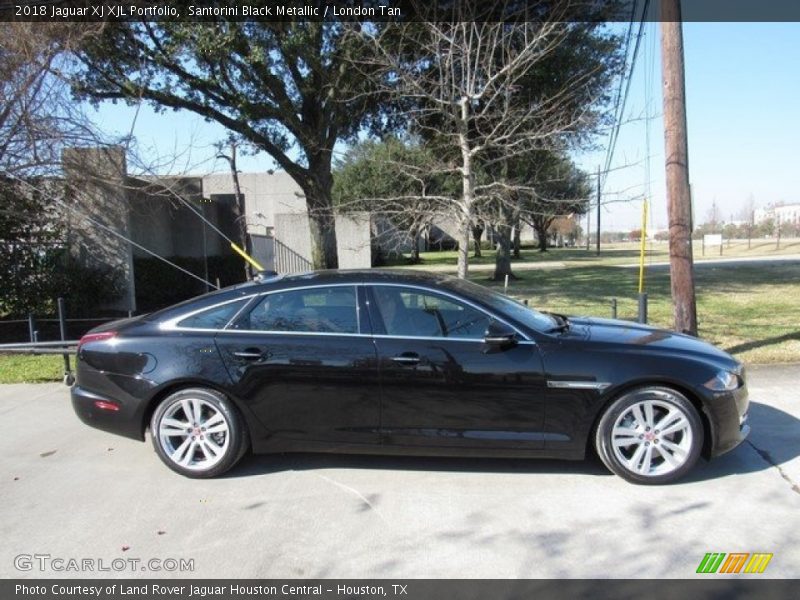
[492,224,517,281]
[409,227,420,264]
[472,223,484,258]
[307,209,338,270]
[456,98,472,279]
[513,215,522,258]
[536,223,549,252]
[304,160,339,270]
[456,214,470,279]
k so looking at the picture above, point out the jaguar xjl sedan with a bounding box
[71,270,750,484]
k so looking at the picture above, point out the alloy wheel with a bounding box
[157,396,231,471]
[610,397,694,477]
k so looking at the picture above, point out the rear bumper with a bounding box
[71,385,144,441]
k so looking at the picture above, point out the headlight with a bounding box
[704,370,741,392]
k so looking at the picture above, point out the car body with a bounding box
[71,269,750,483]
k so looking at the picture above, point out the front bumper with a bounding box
[704,382,750,458]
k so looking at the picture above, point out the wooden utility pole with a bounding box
[596,164,601,256]
[586,204,591,250]
[661,0,698,335]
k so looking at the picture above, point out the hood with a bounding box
[560,316,739,367]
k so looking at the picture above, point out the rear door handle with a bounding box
[392,353,420,365]
[233,349,264,360]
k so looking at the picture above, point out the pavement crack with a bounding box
[746,440,800,496]
[315,474,390,525]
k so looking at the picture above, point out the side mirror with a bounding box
[483,321,517,349]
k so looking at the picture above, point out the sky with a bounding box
[88,21,800,232]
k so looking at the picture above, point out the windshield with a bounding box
[442,278,557,332]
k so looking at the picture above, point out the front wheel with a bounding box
[150,388,249,478]
[595,386,704,484]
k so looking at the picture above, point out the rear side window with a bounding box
[235,286,358,334]
[176,299,249,330]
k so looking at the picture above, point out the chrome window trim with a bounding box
[367,282,532,343]
[159,296,258,332]
[158,280,534,344]
[546,381,611,390]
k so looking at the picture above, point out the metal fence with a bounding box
[274,238,313,274]
[0,297,128,384]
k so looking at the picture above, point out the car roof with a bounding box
[269,268,454,288]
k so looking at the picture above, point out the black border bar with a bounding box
[3,0,800,23]
[4,580,799,600]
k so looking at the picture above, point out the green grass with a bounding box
[471,261,800,365]
[385,239,800,268]
[0,354,65,384]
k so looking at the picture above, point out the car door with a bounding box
[367,284,547,450]
[214,284,380,446]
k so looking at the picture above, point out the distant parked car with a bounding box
[71,270,749,484]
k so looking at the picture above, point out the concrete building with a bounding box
[62,147,373,313]
[755,203,800,225]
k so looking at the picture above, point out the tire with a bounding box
[595,386,703,485]
[150,387,249,478]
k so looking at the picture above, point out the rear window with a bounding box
[176,299,249,330]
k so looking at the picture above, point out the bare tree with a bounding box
[356,2,619,278]
[0,24,104,178]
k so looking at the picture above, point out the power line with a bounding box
[8,176,220,290]
[601,0,651,193]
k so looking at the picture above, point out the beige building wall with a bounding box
[62,146,136,312]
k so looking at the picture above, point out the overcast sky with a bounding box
[90,21,800,233]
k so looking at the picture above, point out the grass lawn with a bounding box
[0,354,65,384]
[471,261,800,365]
[386,239,800,268]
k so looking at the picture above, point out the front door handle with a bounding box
[232,348,264,360]
[392,353,420,365]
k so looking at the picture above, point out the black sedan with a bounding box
[71,269,749,484]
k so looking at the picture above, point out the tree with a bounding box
[1,23,101,177]
[362,11,563,277]
[333,138,456,263]
[72,17,388,269]
[359,2,622,278]
[0,24,128,317]
[516,151,591,253]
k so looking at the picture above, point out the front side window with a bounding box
[371,286,491,339]
[235,286,358,334]
[176,299,249,330]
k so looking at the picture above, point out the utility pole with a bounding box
[661,0,697,335]
[596,164,601,256]
[586,204,590,250]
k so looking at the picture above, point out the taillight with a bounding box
[77,331,116,352]
[93,400,120,412]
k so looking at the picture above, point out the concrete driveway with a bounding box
[1,365,798,579]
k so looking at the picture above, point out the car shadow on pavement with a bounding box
[683,401,800,484]
[223,401,799,483]
[224,452,613,480]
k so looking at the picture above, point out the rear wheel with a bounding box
[150,388,248,478]
[595,386,703,484]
